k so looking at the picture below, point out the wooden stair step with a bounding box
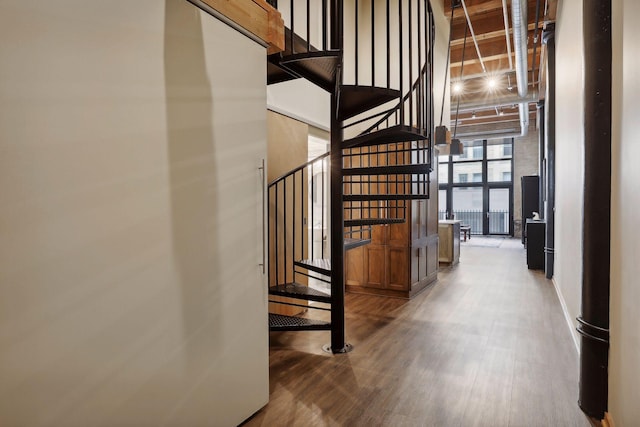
[338,85,400,120]
[269,313,331,331]
[344,218,405,227]
[279,51,340,92]
[269,282,331,303]
[343,125,427,149]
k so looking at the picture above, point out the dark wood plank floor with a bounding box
[245,238,593,427]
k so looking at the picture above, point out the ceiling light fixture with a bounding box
[471,111,476,119]
[452,82,464,94]
[487,77,497,90]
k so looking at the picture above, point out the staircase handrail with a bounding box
[268,151,331,188]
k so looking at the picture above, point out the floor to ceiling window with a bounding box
[438,138,514,235]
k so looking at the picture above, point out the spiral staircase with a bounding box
[266,0,435,353]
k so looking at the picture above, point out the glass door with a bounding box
[452,187,483,235]
[488,187,511,235]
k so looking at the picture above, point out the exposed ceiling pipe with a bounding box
[501,0,514,71]
[456,92,538,113]
[460,0,487,74]
[512,0,530,135]
[451,69,515,83]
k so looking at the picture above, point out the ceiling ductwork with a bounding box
[448,0,547,141]
[512,0,529,136]
[457,92,538,113]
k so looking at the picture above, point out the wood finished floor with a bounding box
[246,238,593,427]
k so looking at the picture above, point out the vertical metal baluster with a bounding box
[300,169,304,263]
[267,185,271,284]
[290,0,295,54]
[417,0,422,132]
[321,158,325,258]
[293,171,296,282]
[409,0,413,127]
[283,179,287,284]
[386,0,390,89]
[355,0,359,85]
[323,0,327,50]
[371,0,375,86]
[399,0,404,126]
[425,0,429,135]
[310,162,314,260]
[275,184,279,285]
[306,0,310,52]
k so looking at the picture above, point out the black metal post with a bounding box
[537,101,545,221]
[328,0,351,354]
[542,25,555,279]
[577,2,611,419]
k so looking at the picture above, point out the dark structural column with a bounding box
[542,25,555,279]
[578,0,611,419]
[329,0,350,353]
[537,101,545,217]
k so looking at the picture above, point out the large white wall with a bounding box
[555,0,640,423]
[0,1,269,425]
[553,0,584,350]
[610,0,640,423]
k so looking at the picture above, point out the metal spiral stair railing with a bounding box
[266,1,435,348]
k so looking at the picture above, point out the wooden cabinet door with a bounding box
[388,247,409,291]
[366,245,387,288]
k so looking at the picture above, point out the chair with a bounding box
[460,225,471,242]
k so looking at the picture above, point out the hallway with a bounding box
[246,238,592,426]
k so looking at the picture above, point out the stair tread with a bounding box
[279,51,340,92]
[344,218,405,227]
[269,282,331,302]
[343,163,431,176]
[295,258,331,275]
[338,85,401,120]
[267,61,299,85]
[269,313,331,331]
[344,237,371,250]
[267,27,314,85]
[344,193,430,201]
[343,125,427,149]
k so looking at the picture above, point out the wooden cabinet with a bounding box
[438,220,461,265]
[526,219,546,270]
[346,186,439,299]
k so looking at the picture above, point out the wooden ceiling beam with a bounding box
[450,48,540,68]
[450,23,540,47]
[444,0,504,20]
[450,1,543,40]
[450,28,543,63]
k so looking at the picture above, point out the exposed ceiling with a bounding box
[444,0,557,140]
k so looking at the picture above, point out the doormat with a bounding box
[461,236,505,248]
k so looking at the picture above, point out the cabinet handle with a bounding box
[258,159,266,274]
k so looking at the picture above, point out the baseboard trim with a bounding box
[552,277,580,354]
